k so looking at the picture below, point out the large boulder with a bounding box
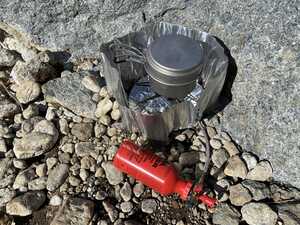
[0,0,298,187]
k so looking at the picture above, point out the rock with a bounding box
[212,203,240,225]
[80,156,96,170]
[15,81,41,104]
[133,182,144,198]
[42,72,97,119]
[50,197,94,225]
[107,127,117,137]
[10,52,58,84]
[111,108,121,121]
[102,161,123,185]
[246,160,273,181]
[175,134,186,142]
[13,120,58,159]
[229,184,252,206]
[141,199,157,214]
[210,139,222,149]
[0,98,19,119]
[179,151,201,166]
[0,158,12,179]
[212,148,229,168]
[47,163,69,191]
[68,176,81,187]
[102,200,118,222]
[94,123,106,138]
[79,169,89,181]
[23,104,39,119]
[241,180,271,201]
[241,203,278,225]
[28,177,47,190]
[106,146,118,160]
[99,115,111,126]
[270,183,300,202]
[58,118,69,135]
[95,97,113,118]
[0,188,16,207]
[224,155,248,179]
[120,182,132,202]
[120,201,133,213]
[0,175,15,189]
[46,157,58,171]
[81,75,101,93]
[13,167,36,190]
[71,123,93,141]
[0,138,7,152]
[222,141,239,156]
[277,203,300,225]
[0,46,19,67]
[6,191,46,216]
[35,163,47,177]
[49,195,63,206]
[75,142,95,157]
[3,36,38,62]
[206,126,217,139]
[241,152,258,170]
[99,87,108,98]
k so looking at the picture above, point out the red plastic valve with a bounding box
[113,140,217,207]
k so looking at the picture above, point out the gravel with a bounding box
[246,160,273,181]
[47,163,69,191]
[102,161,123,185]
[224,155,248,179]
[141,199,157,214]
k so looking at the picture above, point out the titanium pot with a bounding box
[144,34,204,99]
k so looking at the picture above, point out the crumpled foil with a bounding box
[100,22,228,141]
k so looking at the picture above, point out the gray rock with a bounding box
[141,199,157,214]
[1,0,298,187]
[71,122,94,141]
[13,167,36,190]
[133,182,144,198]
[80,156,96,170]
[0,158,12,179]
[229,184,252,206]
[0,188,16,207]
[210,139,222,149]
[241,180,271,201]
[9,52,58,84]
[22,104,39,119]
[246,160,273,181]
[102,200,119,222]
[13,128,58,159]
[35,163,47,177]
[42,72,96,119]
[120,201,133,213]
[212,203,240,225]
[241,203,278,225]
[47,163,69,191]
[0,98,20,119]
[0,138,7,152]
[277,203,300,225]
[224,155,248,179]
[179,151,201,166]
[15,81,41,104]
[111,108,121,121]
[120,182,132,202]
[75,142,95,157]
[68,176,81,187]
[0,175,16,189]
[49,195,62,206]
[212,148,229,168]
[95,97,113,118]
[222,141,239,157]
[6,191,46,216]
[102,161,123,185]
[28,177,47,190]
[241,152,258,170]
[81,75,101,93]
[50,197,94,225]
[0,46,19,67]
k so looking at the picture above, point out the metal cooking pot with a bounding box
[145,34,204,99]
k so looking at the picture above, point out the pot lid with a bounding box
[146,34,204,84]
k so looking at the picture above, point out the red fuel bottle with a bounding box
[113,140,217,208]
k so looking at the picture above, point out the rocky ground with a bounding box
[0,29,299,225]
